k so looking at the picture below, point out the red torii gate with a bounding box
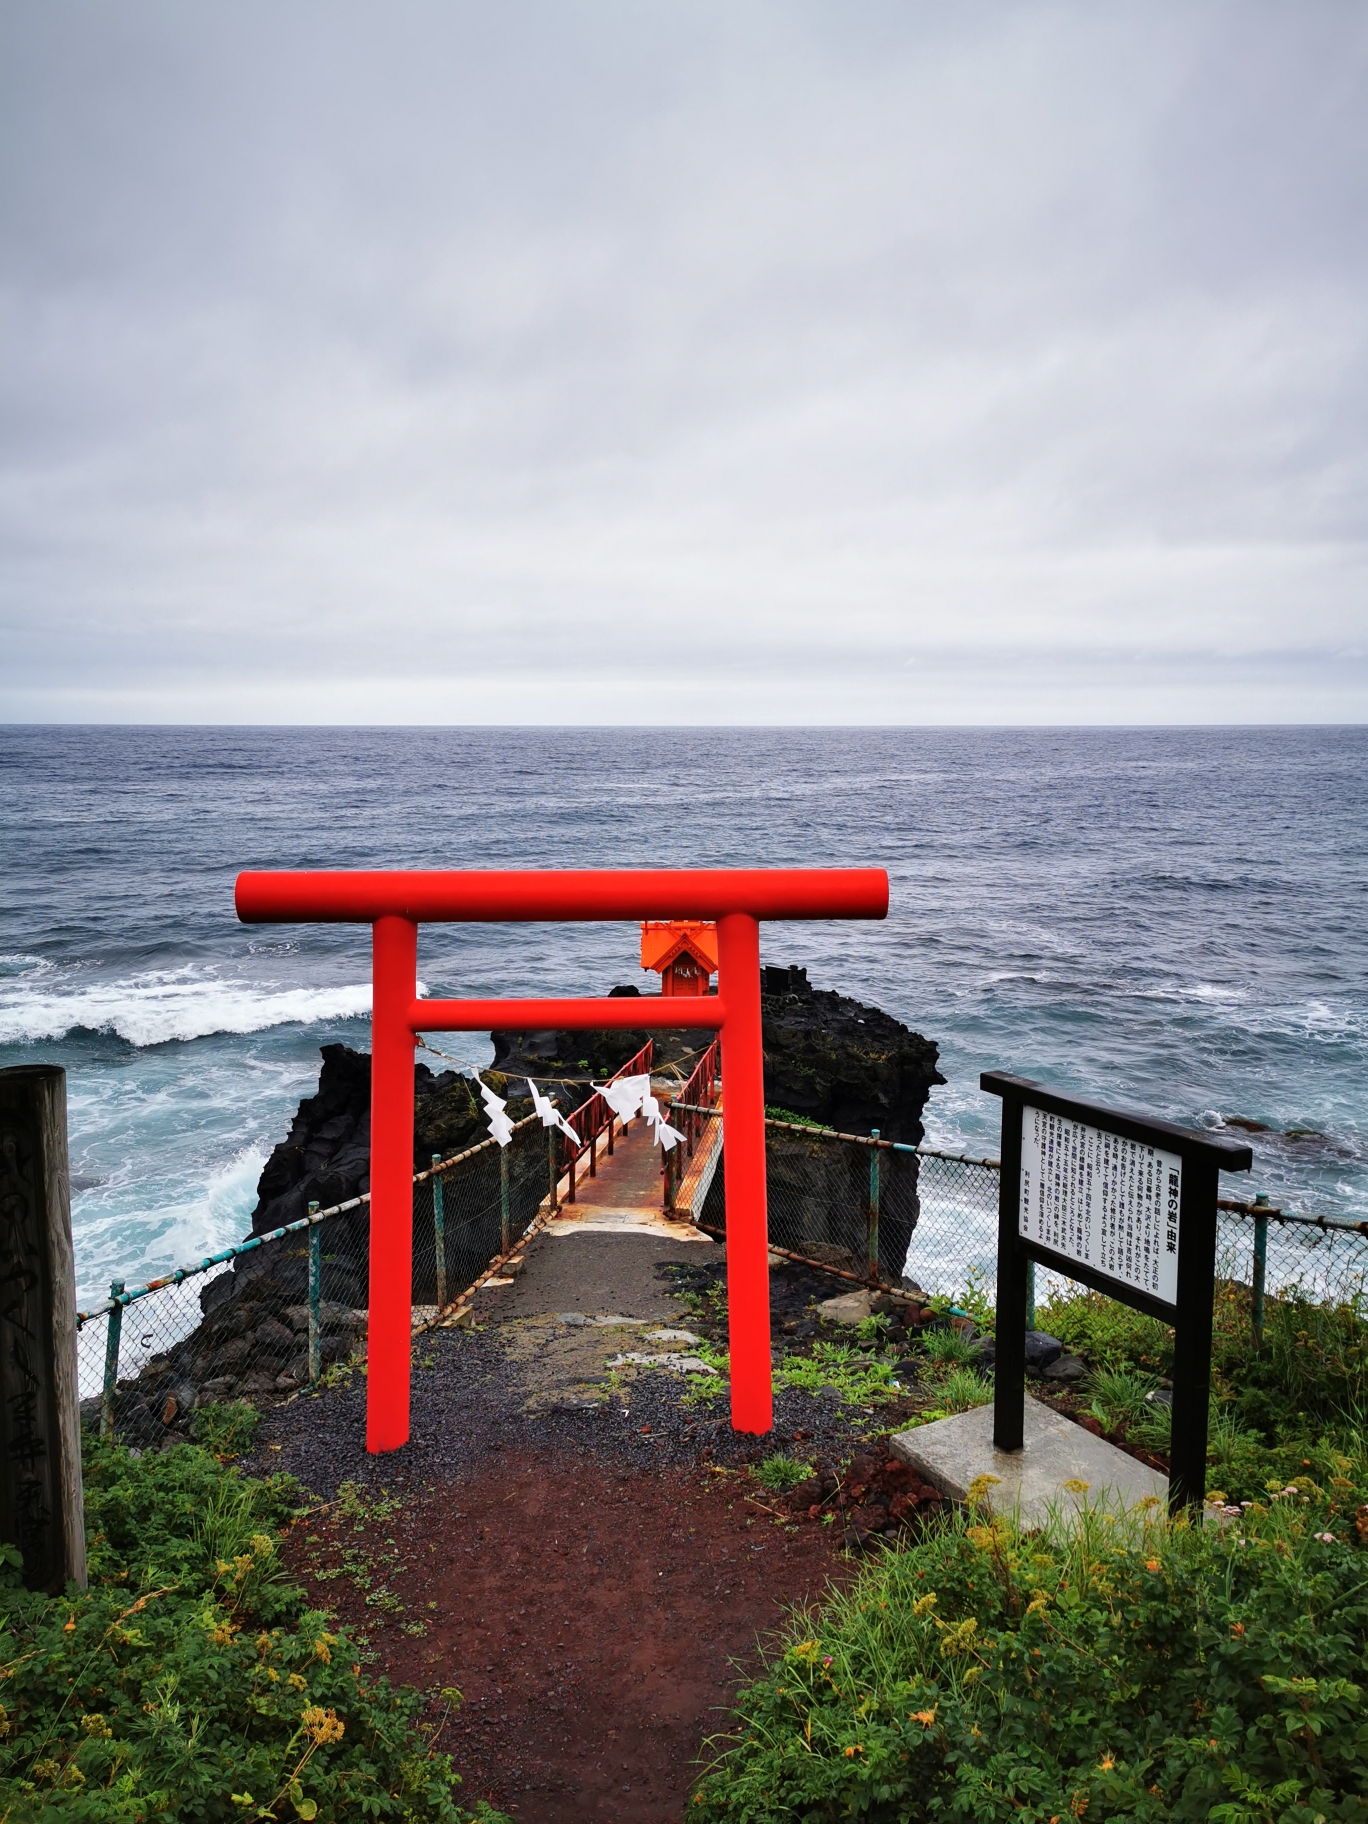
[234,868,888,1452]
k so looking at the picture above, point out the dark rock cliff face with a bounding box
[727,966,945,1286]
[247,1043,529,1239]
[757,965,944,1146]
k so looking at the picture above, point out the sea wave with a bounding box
[0,969,374,1048]
[0,952,53,979]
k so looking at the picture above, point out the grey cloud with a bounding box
[1,1,1365,722]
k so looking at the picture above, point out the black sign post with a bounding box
[982,1071,1253,1513]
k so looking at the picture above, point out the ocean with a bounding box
[2,725,1365,1311]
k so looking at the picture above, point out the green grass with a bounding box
[751,1455,817,1494]
[933,1367,994,1415]
[920,1327,979,1367]
[691,1473,1368,1822]
[775,1341,903,1407]
[1035,1279,1368,1503]
[0,1434,509,1822]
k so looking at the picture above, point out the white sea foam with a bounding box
[0,967,373,1048]
[0,952,53,978]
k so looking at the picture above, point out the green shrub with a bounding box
[189,1398,262,1460]
[692,1476,1368,1822]
[0,1436,508,1822]
[1036,1287,1174,1374]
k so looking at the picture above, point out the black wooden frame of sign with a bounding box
[981,1071,1254,1513]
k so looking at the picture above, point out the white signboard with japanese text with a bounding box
[1019,1104,1182,1306]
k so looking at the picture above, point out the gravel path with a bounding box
[244,1231,899,1496]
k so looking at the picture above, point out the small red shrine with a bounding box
[640,919,718,996]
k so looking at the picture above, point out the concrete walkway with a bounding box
[448,1104,724,1414]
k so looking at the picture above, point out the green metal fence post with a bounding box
[1251,1194,1269,1349]
[867,1129,881,1284]
[500,1147,511,1255]
[307,1202,321,1384]
[431,1155,448,1310]
[101,1280,125,1439]
[1025,1262,1036,1333]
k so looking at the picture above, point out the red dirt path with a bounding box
[287,1454,851,1822]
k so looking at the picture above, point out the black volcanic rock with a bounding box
[759,966,944,1146]
[488,1016,698,1113]
[247,1043,526,1239]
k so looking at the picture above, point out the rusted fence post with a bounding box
[0,1065,87,1593]
[867,1128,881,1283]
[101,1280,124,1438]
[431,1156,448,1310]
[1251,1194,1269,1348]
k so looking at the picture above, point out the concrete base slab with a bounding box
[890,1395,1168,1528]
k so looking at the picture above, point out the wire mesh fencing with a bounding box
[698,1117,1002,1295]
[411,1115,555,1325]
[75,1114,557,1449]
[699,1122,1368,1339]
[77,1094,1368,1452]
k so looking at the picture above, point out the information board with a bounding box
[982,1070,1253,1512]
[1019,1106,1182,1310]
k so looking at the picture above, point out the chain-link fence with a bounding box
[696,1121,1368,1331]
[696,1117,1002,1296]
[78,1096,1368,1450]
[75,1114,556,1449]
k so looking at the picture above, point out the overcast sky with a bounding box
[2,2,1365,725]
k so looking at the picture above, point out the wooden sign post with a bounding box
[982,1071,1253,1513]
[0,1065,87,1592]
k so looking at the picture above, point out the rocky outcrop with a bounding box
[702,967,945,1286]
[248,1042,520,1238]
[757,965,943,1144]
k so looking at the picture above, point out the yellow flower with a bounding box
[912,1592,938,1619]
[288,1673,308,1691]
[312,1633,337,1665]
[1144,1558,1161,1574]
[1062,1478,1091,1495]
[966,1474,1001,1509]
[301,1705,345,1746]
[844,1744,862,1757]
[912,1708,937,1726]
[1098,1754,1116,1772]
